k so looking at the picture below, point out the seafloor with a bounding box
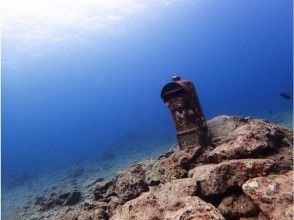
[2,111,293,219]
[2,134,175,219]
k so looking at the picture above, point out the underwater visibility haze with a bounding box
[1,0,293,216]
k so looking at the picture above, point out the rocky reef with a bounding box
[19,115,293,220]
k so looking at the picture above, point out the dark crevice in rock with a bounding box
[197,185,243,208]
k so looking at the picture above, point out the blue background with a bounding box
[2,0,293,181]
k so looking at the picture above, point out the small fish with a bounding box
[280,92,292,100]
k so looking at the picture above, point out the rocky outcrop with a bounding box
[200,119,286,163]
[93,179,116,201]
[110,187,224,220]
[115,164,149,202]
[188,159,274,196]
[20,115,293,220]
[242,171,293,220]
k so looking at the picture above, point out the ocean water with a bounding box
[1,0,293,217]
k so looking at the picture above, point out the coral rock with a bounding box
[188,159,274,196]
[110,191,224,220]
[115,164,148,202]
[207,115,248,142]
[203,120,285,163]
[218,193,259,218]
[242,171,294,220]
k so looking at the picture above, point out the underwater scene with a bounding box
[2,0,293,219]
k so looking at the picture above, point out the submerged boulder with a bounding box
[217,193,259,219]
[202,119,286,163]
[207,115,248,142]
[110,189,224,220]
[115,164,149,202]
[242,171,294,220]
[188,159,274,196]
[93,179,116,201]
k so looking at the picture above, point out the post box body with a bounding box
[161,78,208,148]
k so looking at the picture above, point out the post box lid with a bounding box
[160,79,192,99]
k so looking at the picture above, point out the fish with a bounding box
[280,92,292,100]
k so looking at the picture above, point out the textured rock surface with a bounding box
[188,159,274,196]
[156,177,198,198]
[239,211,268,220]
[115,164,149,202]
[202,120,285,163]
[111,191,224,220]
[144,145,199,185]
[55,208,108,220]
[218,193,259,218]
[242,171,294,220]
[265,145,293,173]
[207,115,247,142]
[18,115,293,220]
[93,179,116,201]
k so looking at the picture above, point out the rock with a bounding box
[35,194,55,211]
[56,192,71,205]
[239,211,269,220]
[207,115,247,143]
[144,145,201,185]
[93,179,116,200]
[242,171,293,220]
[115,164,148,202]
[107,196,124,216]
[80,200,97,210]
[202,120,285,163]
[217,193,259,218]
[110,191,224,220]
[265,146,293,174]
[156,177,197,198]
[188,159,274,196]
[55,208,108,220]
[145,156,187,185]
[23,115,293,220]
[34,196,45,206]
[63,191,81,206]
[170,145,202,170]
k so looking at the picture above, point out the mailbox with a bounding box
[161,76,209,148]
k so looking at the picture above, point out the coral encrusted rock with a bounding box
[202,119,285,163]
[188,159,274,196]
[110,189,224,220]
[242,171,294,220]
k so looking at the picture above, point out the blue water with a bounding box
[2,0,293,189]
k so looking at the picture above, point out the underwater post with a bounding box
[161,76,209,148]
